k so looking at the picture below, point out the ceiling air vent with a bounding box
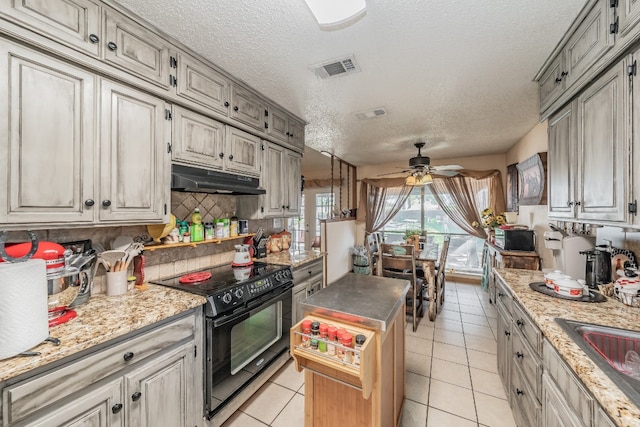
[355,107,387,120]
[309,54,361,79]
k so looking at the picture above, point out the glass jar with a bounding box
[215,219,225,238]
[327,326,337,356]
[354,334,366,365]
[339,333,353,363]
[318,323,328,353]
[204,222,215,240]
[230,216,239,237]
[301,319,312,348]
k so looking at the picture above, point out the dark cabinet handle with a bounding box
[229,154,234,160]
[516,388,524,396]
[219,153,224,159]
[289,133,294,138]
[102,200,111,207]
[89,34,99,43]
[516,319,524,327]
[112,403,123,414]
[555,77,562,83]
[575,201,581,206]
[497,292,504,298]
[568,201,574,207]
[131,391,142,401]
[504,330,510,336]
[123,351,134,361]
[516,351,524,359]
[224,101,230,107]
[282,205,286,209]
[286,205,290,209]
[84,199,95,207]
[286,132,290,136]
[107,41,118,51]
[561,71,568,77]
[233,106,239,111]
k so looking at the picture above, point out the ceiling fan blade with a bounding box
[430,170,459,177]
[377,169,411,177]
[431,164,463,171]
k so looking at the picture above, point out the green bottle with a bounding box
[191,208,204,242]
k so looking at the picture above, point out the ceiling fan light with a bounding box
[405,174,432,186]
[304,0,366,29]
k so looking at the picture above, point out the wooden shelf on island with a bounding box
[143,234,254,252]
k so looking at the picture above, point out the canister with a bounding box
[239,220,249,235]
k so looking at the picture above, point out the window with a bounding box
[381,186,484,274]
[288,191,335,251]
[288,195,305,251]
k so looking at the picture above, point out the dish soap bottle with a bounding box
[191,208,204,242]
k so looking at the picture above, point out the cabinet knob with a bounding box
[516,351,524,359]
[219,152,224,159]
[289,133,294,138]
[131,391,142,402]
[233,106,239,111]
[89,34,99,44]
[497,292,504,298]
[229,154,234,161]
[107,41,118,51]
[224,101,230,107]
[286,205,290,209]
[504,330,510,336]
[575,201,581,206]
[123,351,134,361]
[567,201,574,207]
[282,205,286,209]
[561,71,568,77]
[112,403,123,414]
[555,77,562,83]
[84,199,95,207]
[515,388,524,396]
[286,132,290,136]
[516,319,524,327]
[102,200,111,208]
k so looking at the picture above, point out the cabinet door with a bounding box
[263,142,285,217]
[308,276,323,296]
[619,0,640,36]
[292,284,308,326]
[266,104,289,142]
[176,52,230,115]
[564,0,614,89]
[230,84,264,130]
[630,49,640,227]
[125,343,194,427]
[99,79,169,222]
[172,106,225,170]
[287,118,305,150]
[496,302,511,394]
[0,0,101,56]
[103,10,171,89]
[23,379,124,427]
[548,102,577,218]
[542,373,585,427]
[0,41,96,224]
[284,150,302,217]
[539,53,565,113]
[576,62,628,222]
[224,127,261,176]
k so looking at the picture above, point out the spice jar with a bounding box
[354,334,366,365]
[310,321,320,337]
[327,326,337,356]
[310,338,318,350]
[301,319,312,348]
[339,333,353,363]
[182,231,191,243]
[204,222,215,240]
[318,323,328,353]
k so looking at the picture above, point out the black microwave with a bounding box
[494,229,535,251]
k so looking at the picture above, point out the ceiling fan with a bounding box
[379,142,463,183]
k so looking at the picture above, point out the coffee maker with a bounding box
[580,247,612,289]
[544,232,595,280]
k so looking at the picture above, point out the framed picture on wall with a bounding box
[516,152,547,206]
[506,163,518,212]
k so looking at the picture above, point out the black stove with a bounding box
[151,262,292,318]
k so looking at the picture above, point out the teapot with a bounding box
[232,244,253,267]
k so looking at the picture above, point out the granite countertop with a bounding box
[262,249,325,268]
[300,273,409,331]
[495,268,640,427]
[0,285,206,383]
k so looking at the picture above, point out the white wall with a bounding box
[321,219,357,284]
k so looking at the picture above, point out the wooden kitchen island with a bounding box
[291,273,409,427]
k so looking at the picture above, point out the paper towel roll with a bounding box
[0,259,49,359]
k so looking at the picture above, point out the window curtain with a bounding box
[428,170,506,239]
[357,177,412,234]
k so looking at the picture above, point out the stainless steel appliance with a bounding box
[151,262,293,420]
[581,247,612,289]
[494,229,535,251]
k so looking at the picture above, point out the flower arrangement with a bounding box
[472,208,506,230]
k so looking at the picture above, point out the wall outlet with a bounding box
[273,218,282,229]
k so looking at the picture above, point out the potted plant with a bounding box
[403,229,421,250]
[472,208,506,242]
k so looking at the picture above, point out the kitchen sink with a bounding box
[555,318,640,407]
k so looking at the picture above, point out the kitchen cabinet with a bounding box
[291,258,324,325]
[0,0,101,57]
[0,40,96,224]
[266,104,306,152]
[496,298,512,395]
[1,310,202,427]
[99,79,170,223]
[103,8,172,90]
[175,51,231,115]
[618,0,640,37]
[172,105,226,170]
[629,45,640,228]
[224,126,262,177]
[230,84,264,131]
[542,373,585,427]
[486,242,539,303]
[547,61,629,223]
[284,149,303,217]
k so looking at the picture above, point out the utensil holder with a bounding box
[106,270,128,296]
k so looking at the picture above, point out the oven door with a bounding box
[206,285,292,417]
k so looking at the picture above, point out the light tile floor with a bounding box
[221,281,517,427]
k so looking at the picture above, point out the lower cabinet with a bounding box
[1,310,203,427]
[291,259,324,325]
[543,373,585,427]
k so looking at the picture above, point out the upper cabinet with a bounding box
[175,51,231,115]
[103,9,171,89]
[225,126,262,177]
[0,0,101,56]
[547,102,577,219]
[266,104,306,151]
[172,105,226,170]
[230,84,265,131]
[618,0,640,36]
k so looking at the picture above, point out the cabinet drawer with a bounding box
[512,301,541,355]
[290,315,376,399]
[512,327,542,401]
[543,339,593,427]
[3,314,195,425]
[293,260,323,284]
[495,279,512,315]
[510,362,541,427]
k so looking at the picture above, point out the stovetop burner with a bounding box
[151,262,293,317]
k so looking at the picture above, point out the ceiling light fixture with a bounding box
[406,174,433,186]
[304,0,366,30]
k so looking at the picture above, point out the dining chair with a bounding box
[366,232,381,276]
[379,243,424,332]
[435,235,451,307]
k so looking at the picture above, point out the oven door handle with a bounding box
[212,283,293,328]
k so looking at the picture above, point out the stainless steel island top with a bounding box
[300,273,410,331]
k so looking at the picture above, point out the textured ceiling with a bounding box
[117,0,587,166]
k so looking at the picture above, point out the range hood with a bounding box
[171,164,266,195]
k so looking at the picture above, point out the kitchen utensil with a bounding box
[147,214,177,242]
[232,244,254,267]
[179,271,212,284]
[554,277,588,298]
[106,270,128,296]
[111,236,134,251]
[98,250,127,272]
